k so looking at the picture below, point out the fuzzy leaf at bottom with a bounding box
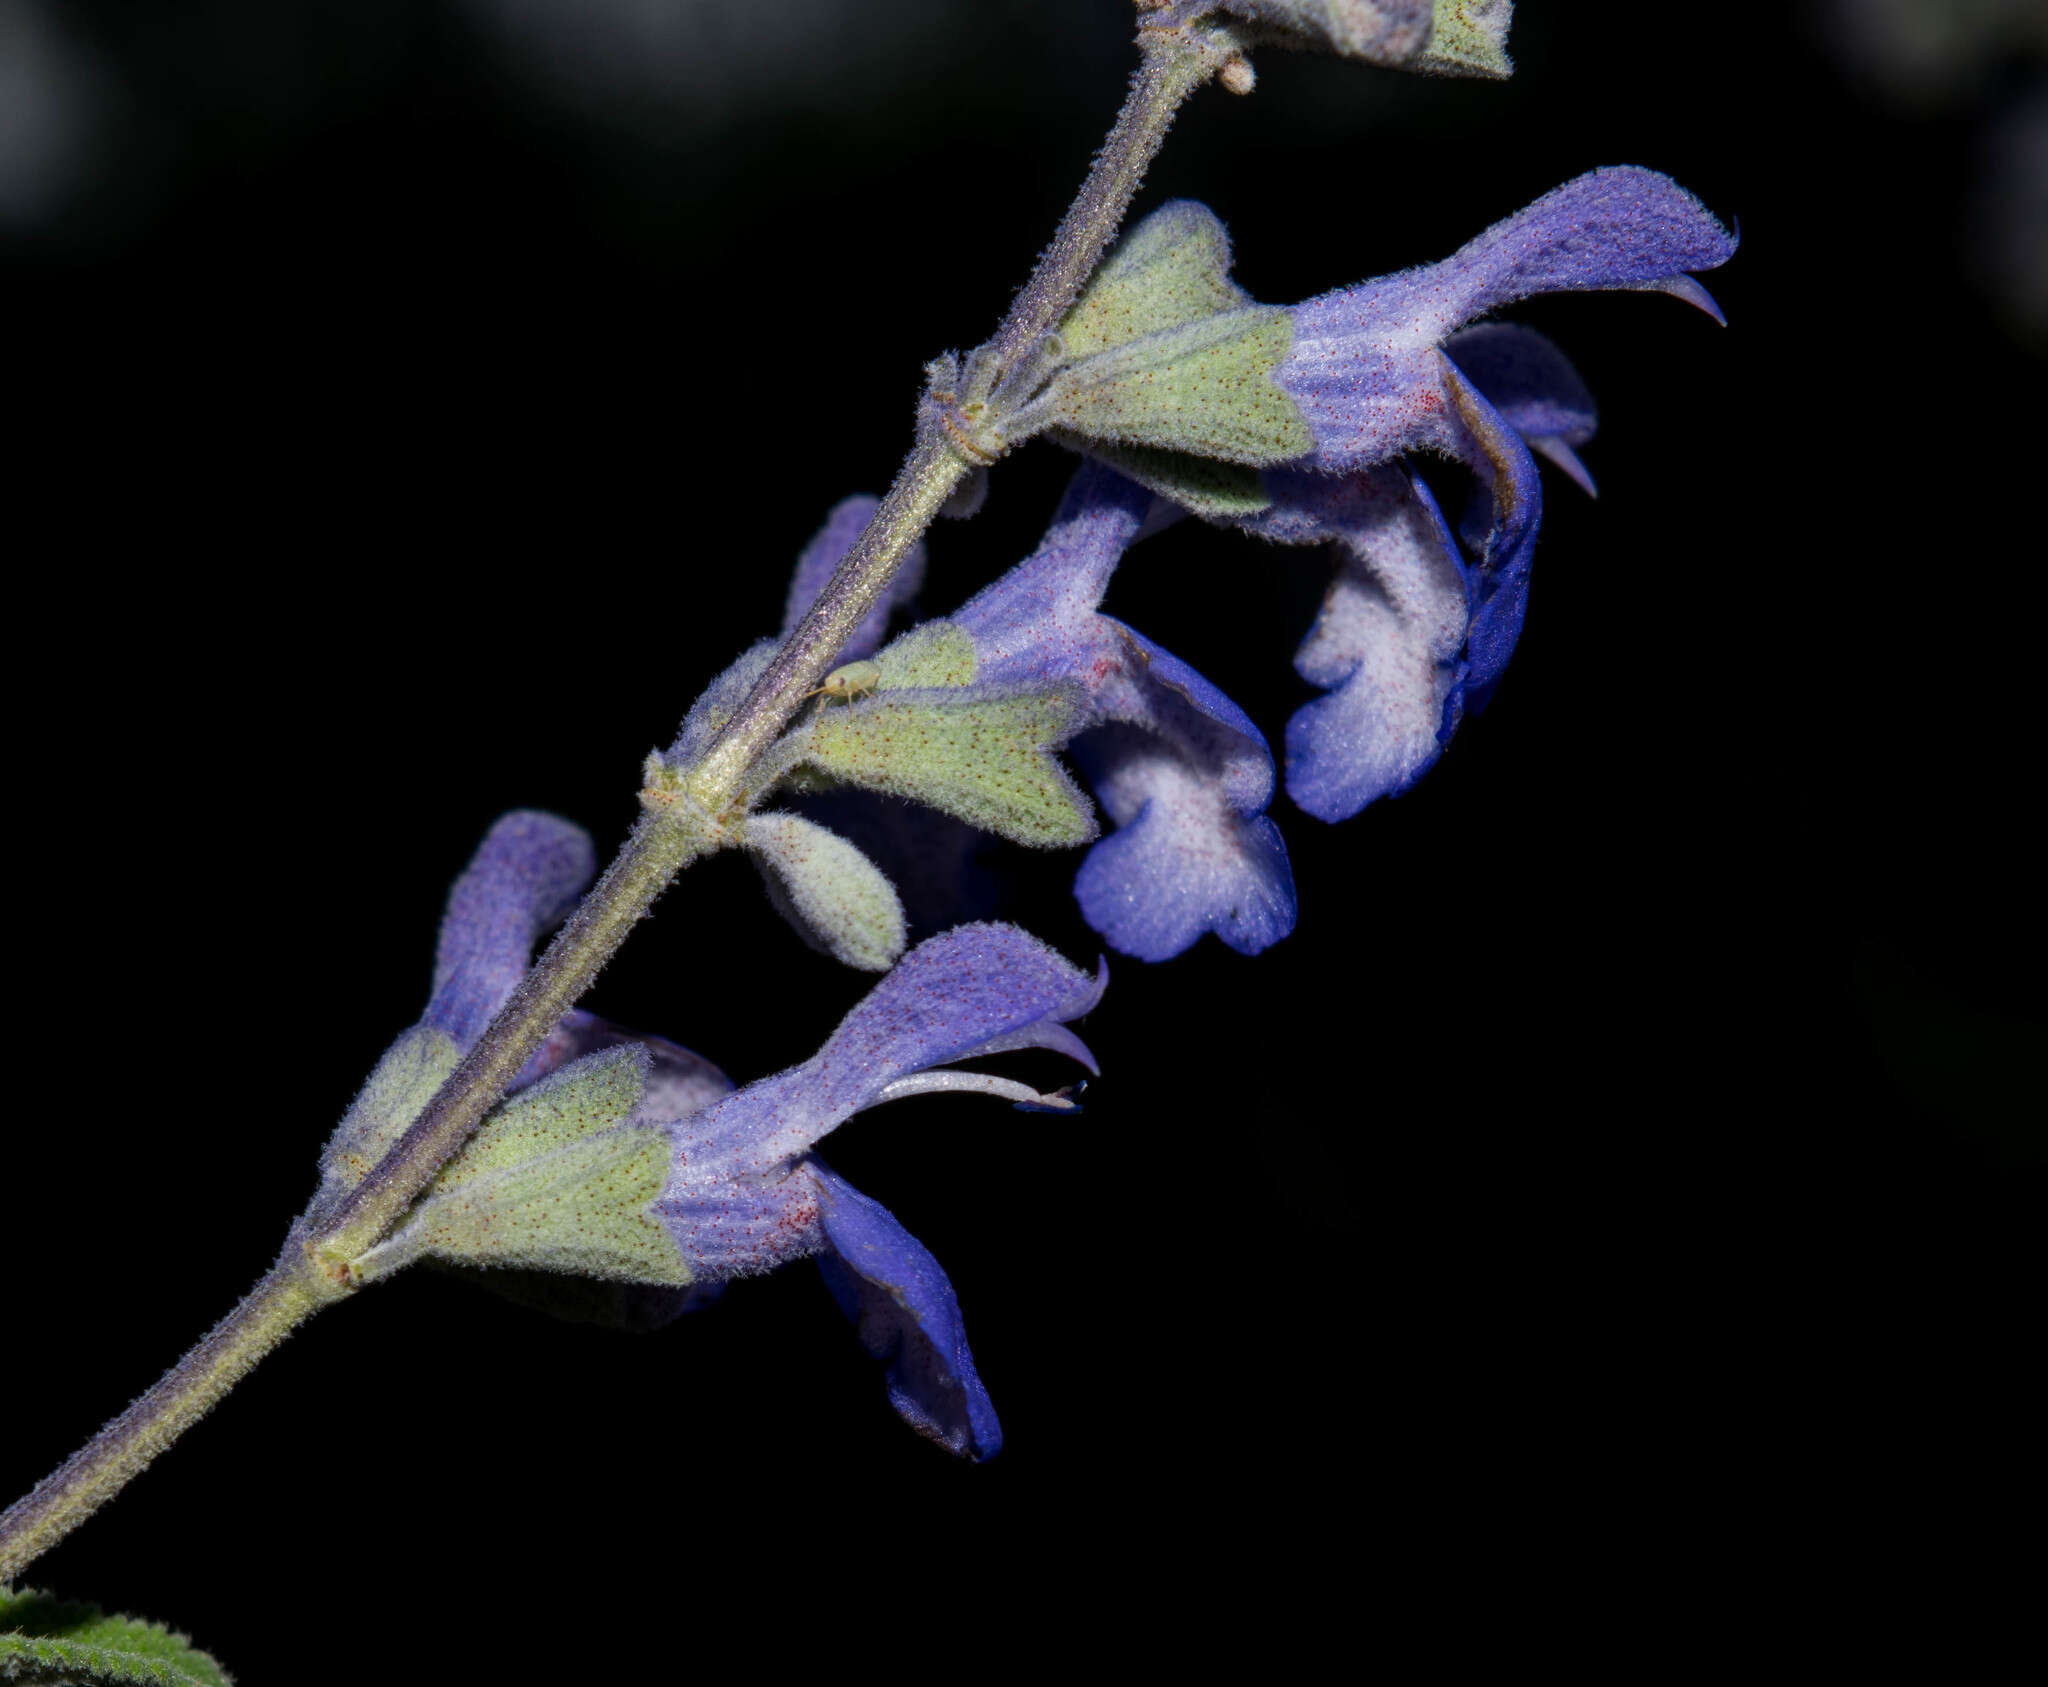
[0,1590,232,1686]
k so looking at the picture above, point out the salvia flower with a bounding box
[948,460,1298,962]
[1034,167,1730,822]
[1234,323,1594,819]
[655,920,1104,1457]
[700,472,1295,963]
[1274,166,1733,479]
[1228,168,1733,816]
[326,813,1102,1459]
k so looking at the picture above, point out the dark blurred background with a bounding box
[5,0,2041,1669]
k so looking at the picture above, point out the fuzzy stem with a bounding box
[312,811,715,1268]
[683,432,972,805]
[0,1255,330,1582]
[0,19,1218,1579]
[965,30,1214,403]
[687,26,1217,796]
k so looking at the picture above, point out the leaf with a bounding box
[0,1589,233,1686]
[1063,437,1274,519]
[796,688,1097,849]
[1026,308,1315,466]
[1056,201,1250,361]
[746,811,907,972]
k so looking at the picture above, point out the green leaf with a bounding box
[0,1590,233,1686]
[1416,0,1513,77]
[349,1049,693,1289]
[746,811,907,972]
[1064,437,1274,519]
[1027,308,1315,467]
[797,689,1096,849]
[1056,201,1250,361]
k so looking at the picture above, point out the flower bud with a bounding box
[745,810,908,973]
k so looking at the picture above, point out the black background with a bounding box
[5,0,2040,1670]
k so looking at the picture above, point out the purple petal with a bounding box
[1636,273,1726,326]
[1070,621,1297,958]
[810,1160,1002,1461]
[1527,436,1598,498]
[652,1150,827,1281]
[1417,166,1737,331]
[952,464,1150,688]
[660,923,1103,1267]
[956,462,1298,960]
[1073,738,1297,959]
[1281,167,1732,474]
[783,496,928,662]
[1268,467,1472,821]
[1443,323,1597,447]
[1441,357,1544,713]
[424,812,596,1049]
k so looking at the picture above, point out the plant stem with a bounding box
[688,26,1218,794]
[965,29,1214,403]
[0,17,1220,1581]
[0,1255,329,1583]
[310,812,715,1269]
[683,432,972,805]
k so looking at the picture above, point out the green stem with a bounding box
[0,1255,330,1583]
[0,17,1221,1582]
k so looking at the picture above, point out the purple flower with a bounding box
[1277,166,1733,478]
[653,922,1105,1457]
[344,814,1103,1457]
[1225,168,1733,819]
[951,461,1298,962]
[424,811,595,1050]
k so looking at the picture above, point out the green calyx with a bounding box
[1417,0,1513,77]
[348,1047,690,1289]
[875,621,978,689]
[1029,307,1313,464]
[1054,199,1250,360]
[795,687,1096,849]
[982,198,1313,472]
